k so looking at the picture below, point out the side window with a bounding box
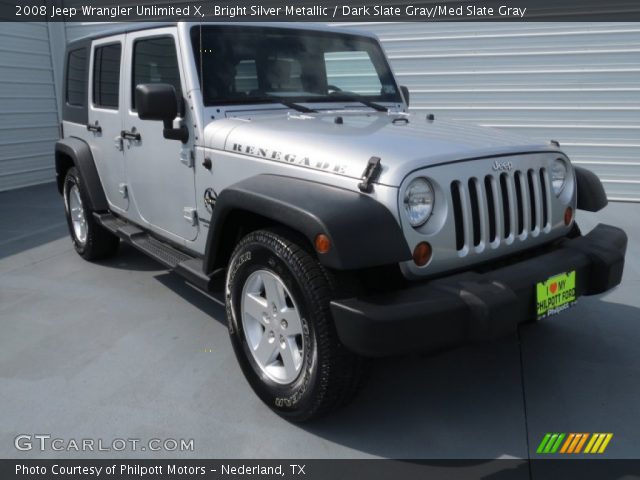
[235,59,259,93]
[93,43,121,109]
[132,36,181,110]
[324,51,383,96]
[66,48,87,106]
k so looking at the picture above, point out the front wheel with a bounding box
[225,229,366,422]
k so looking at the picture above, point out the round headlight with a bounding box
[403,177,434,227]
[551,158,568,195]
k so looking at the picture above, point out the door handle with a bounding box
[121,130,141,141]
[87,122,102,133]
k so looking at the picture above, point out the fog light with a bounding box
[314,234,331,254]
[413,242,432,266]
[564,206,573,226]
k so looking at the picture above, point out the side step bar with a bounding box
[94,213,224,292]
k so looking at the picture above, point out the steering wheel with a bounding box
[327,85,342,94]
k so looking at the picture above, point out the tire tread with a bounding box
[227,228,367,421]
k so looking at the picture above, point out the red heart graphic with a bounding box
[550,282,558,294]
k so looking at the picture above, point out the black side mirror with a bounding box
[135,83,188,143]
[400,86,410,107]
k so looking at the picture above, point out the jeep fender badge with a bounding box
[204,188,217,214]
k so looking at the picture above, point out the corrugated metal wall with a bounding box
[4,22,638,201]
[0,23,61,191]
[65,22,117,43]
[336,22,640,201]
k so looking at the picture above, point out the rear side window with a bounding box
[235,59,259,92]
[132,36,181,110]
[93,43,121,109]
[66,48,87,106]
[325,51,384,96]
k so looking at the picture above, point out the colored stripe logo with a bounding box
[537,433,613,454]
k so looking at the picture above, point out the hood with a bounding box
[203,110,558,187]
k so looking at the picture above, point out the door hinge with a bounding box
[180,150,194,168]
[183,207,198,226]
[118,183,128,198]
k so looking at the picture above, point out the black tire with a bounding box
[225,229,367,422]
[63,167,119,261]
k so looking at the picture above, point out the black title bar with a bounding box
[3,0,640,21]
[4,459,640,480]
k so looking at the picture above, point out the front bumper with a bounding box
[330,224,627,357]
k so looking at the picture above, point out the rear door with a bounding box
[87,35,128,213]
[122,28,197,241]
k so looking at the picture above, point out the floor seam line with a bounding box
[517,326,534,480]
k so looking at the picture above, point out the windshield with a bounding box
[191,25,401,107]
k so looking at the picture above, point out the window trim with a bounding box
[92,41,122,110]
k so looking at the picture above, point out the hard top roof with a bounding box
[67,22,378,47]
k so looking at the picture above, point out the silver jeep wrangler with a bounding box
[55,22,627,421]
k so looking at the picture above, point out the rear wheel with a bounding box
[63,167,119,261]
[225,229,367,422]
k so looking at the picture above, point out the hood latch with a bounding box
[358,156,382,193]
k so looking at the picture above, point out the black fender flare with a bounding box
[575,166,608,212]
[55,137,108,211]
[203,174,412,273]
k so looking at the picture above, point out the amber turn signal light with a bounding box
[413,242,432,266]
[314,234,331,254]
[564,206,573,226]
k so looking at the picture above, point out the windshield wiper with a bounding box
[263,95,317,114]
[328,92,389,112]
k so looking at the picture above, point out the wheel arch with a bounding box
[55,137,109,212]
[575,166,608,212]
[208,208,311,275]
[203,175,412,275]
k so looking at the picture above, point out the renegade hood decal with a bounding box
[203,112,557,186]
[227,139,349,176]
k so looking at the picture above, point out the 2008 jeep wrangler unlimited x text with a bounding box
[55,23,627,421]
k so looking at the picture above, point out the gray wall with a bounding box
[338,22,640,202]
[0,22,65,191]
[1,22,639,201]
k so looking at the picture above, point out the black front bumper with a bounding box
[330,224,627,357]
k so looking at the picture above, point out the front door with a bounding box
[87,35,128,213]
[122,28,197,241]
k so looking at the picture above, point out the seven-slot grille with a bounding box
[450,168,552,254]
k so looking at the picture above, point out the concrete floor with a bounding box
[1,183,639,462]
